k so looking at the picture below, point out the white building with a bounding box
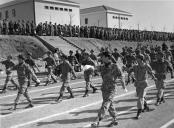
[80,5,133,29]
[0,0,80,25]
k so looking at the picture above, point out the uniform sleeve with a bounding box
[165,60,174,73]
[146,64,155,79]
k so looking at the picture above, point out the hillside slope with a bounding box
[0,35,48,60]
[65,37,174,53]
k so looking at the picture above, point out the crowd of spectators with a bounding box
[0,19,174,42]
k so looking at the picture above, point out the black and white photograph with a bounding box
[0,0,174,128]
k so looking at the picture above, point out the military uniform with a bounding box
[11,55,37,109]
[55,57,76,102]
[129,54,156,119]
[43,54,57,86]
[81,56,97,97]
[25,56,40,87]
[152,52,174,105]
[1,58,18,92]
[91,60,125,127]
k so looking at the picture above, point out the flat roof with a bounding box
[0,0,79,9]
[81,5,132,16]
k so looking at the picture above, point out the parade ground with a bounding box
[0,74,174,128]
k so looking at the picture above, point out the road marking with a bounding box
[0,87,88,118]
[0,78,101,99]
[5,79,174,128]
[160,118,174,128]
[83,93,172,128]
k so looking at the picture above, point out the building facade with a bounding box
[0,0,80,26]
[80,5,133,29]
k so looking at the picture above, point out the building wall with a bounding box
[0,1,34,22]
[80,11,107,27]
[35,2,80,26]
[107,13,132,29]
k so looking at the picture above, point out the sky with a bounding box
[0,0,174,32]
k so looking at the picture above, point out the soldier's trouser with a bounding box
[3,75,18,90]
[84,74,95,91]
[155,80,165,100]
[98,89,117,120]
[47,67,57,82]
[14,86,32,104]
[28,73,40,87]
[59,82,73,97]
[135,81,148,110]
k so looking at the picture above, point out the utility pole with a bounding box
[137,23,140,31]
[118,15,121,29]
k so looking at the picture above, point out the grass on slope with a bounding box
[65,37,174,53]
[0,35,48,60]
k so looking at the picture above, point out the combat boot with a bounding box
[55,94,63,102]
[67,87,74,99]
[92,87,97,93]
[83,90,89,97]
[160,95,165,103]
[142,101,150,112]
[25,103,34,109]
[44,81,50,86]
[135,109,142,119]
[107,119,118,127]
[91,121,99,128]
[155,98,160,106]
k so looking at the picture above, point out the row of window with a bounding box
[0,9,16,20]
[113,16,128,20]
[44,6,72,12]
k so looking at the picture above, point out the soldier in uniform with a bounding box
[152,52,174,106]
[31,21,36,36]
[0,55,18,93]
[25,53,40,87]
[91,51,127,127]
[43,51,57,86]
[81,53,98,97]
[68,50,79,71]
[128,54,157,119]
[112,48,123,62]
[55,55,76,102]
[9,55,38,110]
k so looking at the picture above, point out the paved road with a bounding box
[0,74,174,128]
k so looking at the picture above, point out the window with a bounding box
[64,8,68,11]
[50,6,54,10]
[12,9,16,17]
[69,9,72,12]
[113,16,115,19]
[60,8,63,11]
[115,16,118,19]
[121,17,123,20]
[44,6,49,9]
[85,18,88,24]
[55,7,59,10]
[5,10,9,19]
[126,18,128,20]
[0,12,2,20]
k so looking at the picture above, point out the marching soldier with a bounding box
[9,55,38,110]
[91,51,127,127]
[55,55,76,102]
[25,53,40,87]
[0,55,18,93]
[43,51,57,86]
[81,53,97,97]
[128,54,157,119]
[152,52,174,106]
